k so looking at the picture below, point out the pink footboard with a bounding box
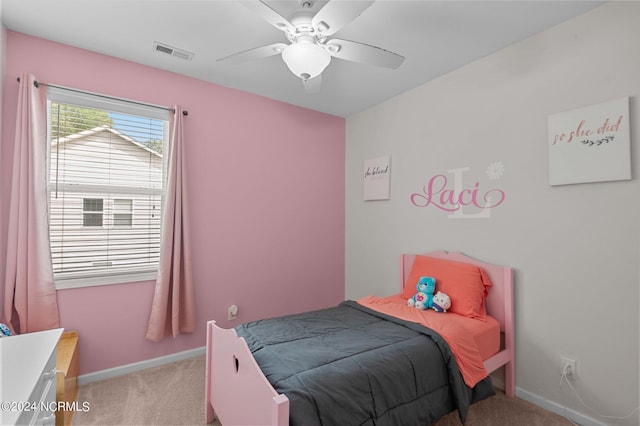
[206,320,289,425]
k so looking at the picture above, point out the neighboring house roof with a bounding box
[51,125,162,158]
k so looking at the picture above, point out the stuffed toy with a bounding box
[431,291,451,313]
[407,276,436,310]
[0,323,12,337]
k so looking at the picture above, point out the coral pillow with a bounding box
[402,255,492,321]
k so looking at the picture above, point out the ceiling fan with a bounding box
[218,0,405,92]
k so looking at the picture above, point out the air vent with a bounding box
[153,41,194,61]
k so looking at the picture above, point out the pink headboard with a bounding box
[400,251,513,333]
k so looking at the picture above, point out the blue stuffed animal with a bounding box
[407,276,436,310]
[0,323,12,337]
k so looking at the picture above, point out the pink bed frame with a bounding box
[205,251,515,425]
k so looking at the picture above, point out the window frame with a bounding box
[46,87,169,290]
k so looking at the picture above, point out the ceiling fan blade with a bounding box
[325,38,404,69]
[239,0,295,33]
[312,0,375,37]
[302,75,322,94]
[217,43,288,65]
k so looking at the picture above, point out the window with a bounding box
[113,199,133,227]
[47,88,169,289]
[82,198,104,227]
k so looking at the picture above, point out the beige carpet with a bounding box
[72,356,574,426]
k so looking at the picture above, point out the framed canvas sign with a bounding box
[363,156,390,200]
[548,97,631,186]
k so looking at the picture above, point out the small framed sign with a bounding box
[363,156,391,200]
[548,97,631,186]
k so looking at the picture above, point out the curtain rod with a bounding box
[16,77,188,116]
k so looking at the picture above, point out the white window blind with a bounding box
[47,88,169,289]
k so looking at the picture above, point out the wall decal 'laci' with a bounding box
[410,163,506,219]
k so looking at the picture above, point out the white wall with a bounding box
[346,3,639,425]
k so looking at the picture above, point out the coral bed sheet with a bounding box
[358,294,500,388]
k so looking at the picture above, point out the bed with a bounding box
[205,251,515,425]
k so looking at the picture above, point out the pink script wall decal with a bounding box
[410,166,506,219]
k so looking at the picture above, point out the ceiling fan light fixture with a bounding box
[282,41,331,80]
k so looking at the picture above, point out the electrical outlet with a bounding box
[228,305,237,320]
[561,356,576,379]
[228,304,238,321]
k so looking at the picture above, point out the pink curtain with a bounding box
[2,74,60,334]
[146,106,195,342]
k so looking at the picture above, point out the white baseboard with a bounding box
[516,387,607,426]
[78,346,206,385]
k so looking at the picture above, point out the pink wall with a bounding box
[0,24,5,327]
[1,31,345,374]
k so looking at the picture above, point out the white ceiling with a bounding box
[1,0,603,117]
